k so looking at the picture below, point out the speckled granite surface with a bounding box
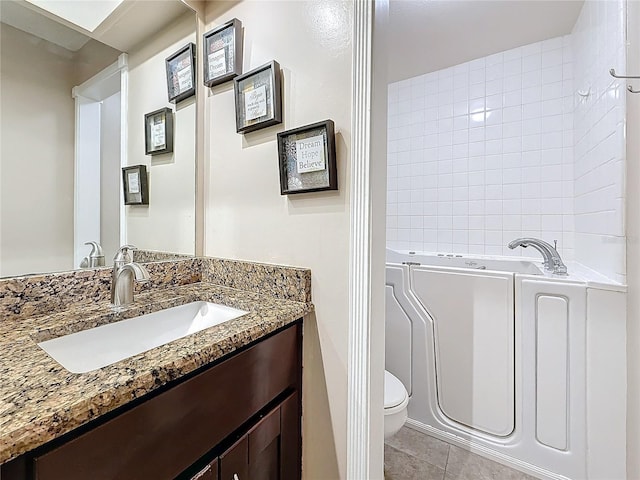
[0,259,312,464]
[202,257,311,303]
[132,249,194,263]
[0,259,201,320]
[0,256,311,320]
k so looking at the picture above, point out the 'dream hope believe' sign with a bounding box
[295,135,326,173]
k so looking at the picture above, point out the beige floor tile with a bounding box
[385,445,446,480]
[445,445,539,480]
[385,426,450,469]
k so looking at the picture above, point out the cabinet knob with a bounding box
[233,474,240,480]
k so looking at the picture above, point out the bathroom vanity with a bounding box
[2,322,302,480]
[0,257,312,480]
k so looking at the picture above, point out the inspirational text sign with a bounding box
[245,85,267,121]
[295,135,326,173]
[209,49,226,78]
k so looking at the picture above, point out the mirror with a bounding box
[0,0,197,278]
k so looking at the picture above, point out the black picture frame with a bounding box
[233,60,282,134]
[203,18,242,87]
[144,108,173,155]
[277,120,337,195]
[165,43,196,103]
[122,165,149,205]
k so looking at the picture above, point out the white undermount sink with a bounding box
[37,301,248,374]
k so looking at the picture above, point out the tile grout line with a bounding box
[444,444,451,478]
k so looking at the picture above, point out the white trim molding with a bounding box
[119,53,128,247]
[72,54,129,261]
[347,1,374,479]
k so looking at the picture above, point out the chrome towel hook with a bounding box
[610,68,640,94]
[609,68,640,79]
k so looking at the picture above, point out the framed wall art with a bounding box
[277,120,337,195]
[122,165,149,205]
[233,60,282,134]
[144,108,173,155]
[203,18,242,87]
[165,43,196,103]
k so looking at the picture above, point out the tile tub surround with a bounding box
[572,0,626,284]
[0,282,313,464]
[386,35,575,259]
[386,0,628,284]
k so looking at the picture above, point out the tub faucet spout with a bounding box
[507,237,567,275]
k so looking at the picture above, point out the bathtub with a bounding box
[386,249,544,275]
[385,248,611,480]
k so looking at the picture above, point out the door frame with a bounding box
[71,53,128,265]
[347,1,388,478]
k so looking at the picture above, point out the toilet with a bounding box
[384,370,409,439]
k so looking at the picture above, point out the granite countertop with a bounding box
[0,282,313,464]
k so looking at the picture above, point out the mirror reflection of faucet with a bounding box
[79,241,105,268]
[111,245,150,307]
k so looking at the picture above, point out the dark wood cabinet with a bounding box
[2,322,302,480]
[216,391,299,480]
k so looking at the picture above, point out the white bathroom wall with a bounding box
[126,12,196,255]
[572,0,627,284]
[386,36,575,258]
[100,91,121,260]
[0,17,119,277]
[625,0,640,476]
[203,2,352,478]
[0,24,75,276]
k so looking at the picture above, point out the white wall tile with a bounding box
[387,11,625,270]
[571,0,626,280]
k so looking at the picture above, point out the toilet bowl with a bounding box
[384,370,409,439]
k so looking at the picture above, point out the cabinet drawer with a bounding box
[33,324,299,480]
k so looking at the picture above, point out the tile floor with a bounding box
[384,426,539,480]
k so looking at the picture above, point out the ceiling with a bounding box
[0,0,91,51]
[388,0,585,83]
[0,0,192,53]
[24,0,125,33]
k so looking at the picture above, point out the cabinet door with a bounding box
[276,392,300,480]
[219,436,249,480]
[248,401,281,480]
[220,392,300,480]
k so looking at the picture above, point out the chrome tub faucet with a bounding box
[508,237,568,275]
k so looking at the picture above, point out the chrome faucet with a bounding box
[508,237,568,275]
[111,245,150,306]
[80,241,105,268]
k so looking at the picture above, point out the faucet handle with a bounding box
[113,244,137,264]
[554,239,558,251]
